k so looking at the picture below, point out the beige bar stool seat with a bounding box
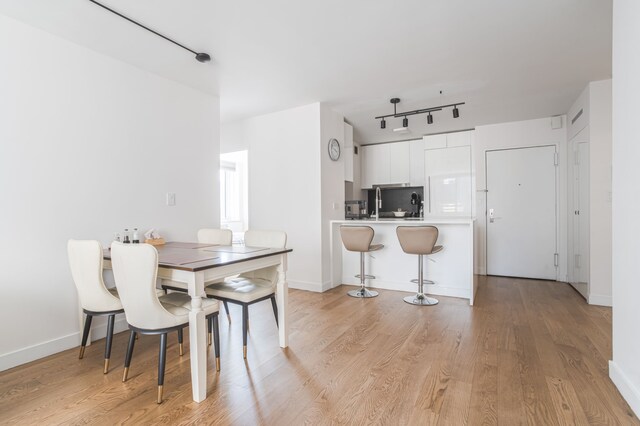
[396,226,443,306]
[340,226,384,298]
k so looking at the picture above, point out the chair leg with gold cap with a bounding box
[103,314,115,373]
[77,309,123,374]
[79,314,93,359]
[122,330,136,382]
[177,328,184,356]
[157,333,167,404]
[213,313,221,371]
[242,305,249,359]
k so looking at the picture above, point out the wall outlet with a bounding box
[166,192,176,206]
[333,202,339,210]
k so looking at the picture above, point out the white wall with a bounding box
[610,0,640,417]
[220,119,248,154]
[320,105,346,289]
[0,15,220,371]
[588,80,613,305]
[241,103,324,291]
[474,117,568,280]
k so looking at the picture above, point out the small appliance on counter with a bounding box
[345,200,368,220]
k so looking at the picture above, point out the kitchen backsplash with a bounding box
[366,186,424,217]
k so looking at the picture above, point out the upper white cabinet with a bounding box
[361,143,390,189]
[344,123,354,182]
[409,139,426,187]
[424,130,474,149]
[389,142,410,184]
[361,142,410,188]
[360,131,474,190]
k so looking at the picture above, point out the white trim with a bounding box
[588,293,612,307]
[609,360,640,417]
[0,316,129,372]
[288,279,324,293]
[0,332,79,372]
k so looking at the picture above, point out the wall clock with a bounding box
[328,138,341,161]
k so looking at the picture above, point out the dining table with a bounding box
[102,241,292,403]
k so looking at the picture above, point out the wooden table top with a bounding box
[104,241,292,272]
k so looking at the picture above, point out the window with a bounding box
[219,151,248,240]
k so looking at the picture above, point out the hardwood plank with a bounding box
[1,279,638,425]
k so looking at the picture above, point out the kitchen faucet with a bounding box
[375,187,382,220]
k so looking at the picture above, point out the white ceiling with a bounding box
[0,0,611,143]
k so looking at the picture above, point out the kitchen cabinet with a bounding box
[424,145,472,216]
[389,142,410,184]
[344,123,354,182]
[361,141,411,188]
[361,143,390,189]
[424,130,473,149]
[409,139,425,187]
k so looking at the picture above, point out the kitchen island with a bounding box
[330,218,476,305]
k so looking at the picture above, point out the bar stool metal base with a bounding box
[404,294,438,306]
[410,279,435,285]
[348,287,379,298]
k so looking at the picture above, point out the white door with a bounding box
[486,146,557,280]
[570,141,590,296]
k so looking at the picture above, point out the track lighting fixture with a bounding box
[375,98,464,129]
[88,0,212,63]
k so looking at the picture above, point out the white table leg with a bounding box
[187,272,207,402]
[276,254,289,348]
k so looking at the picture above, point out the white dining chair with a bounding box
[111,241,221,404]
[162,228,233,323]
[204,230,286,359]
[68,239,124,374]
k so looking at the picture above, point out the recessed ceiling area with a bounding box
[0,0,612,143]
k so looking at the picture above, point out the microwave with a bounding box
[345,200,368,219]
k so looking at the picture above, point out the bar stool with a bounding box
[340,225,383,298]
[396,226,442,306]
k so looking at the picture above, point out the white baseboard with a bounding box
[609,360,640,417]
[589,293,612,307]
[288,279,324,293]
[0,315,129,372]
[0,332,79,372]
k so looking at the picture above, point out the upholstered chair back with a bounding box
[340,226,375,253]
[111,242,188,330]
[239,230,287,288]
[197,228,233,245]
[68,240,122,313]
[396,226,439,255]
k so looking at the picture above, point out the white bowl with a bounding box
[393,211,406,217]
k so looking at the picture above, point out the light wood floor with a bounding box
[1,277,637,425]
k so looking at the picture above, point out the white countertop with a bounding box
[331,217,475,225]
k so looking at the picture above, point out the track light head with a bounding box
[402,117,408,127]
[427,113,433,125]
[380,118,386,129]
[453,106,460,118]
[196,53,211,63]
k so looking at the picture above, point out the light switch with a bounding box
[166,193,176,206]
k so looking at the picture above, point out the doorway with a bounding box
[486,146,558,280]
[220,150,248,243]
